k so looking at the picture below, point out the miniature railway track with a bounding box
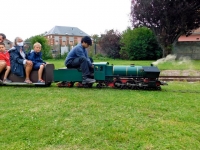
[159,76,200,82]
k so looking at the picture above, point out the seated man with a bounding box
[65,36,95,84]
[9,37,33,83]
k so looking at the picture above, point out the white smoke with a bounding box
[152,54,177,66]
[152,54,192,66]
[177,56,192,65]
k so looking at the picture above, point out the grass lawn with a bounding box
[0,59,200,149]
[0,82,200,150]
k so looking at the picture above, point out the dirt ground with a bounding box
[160,70,200,76]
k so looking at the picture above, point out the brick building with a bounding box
[44,26,90,56]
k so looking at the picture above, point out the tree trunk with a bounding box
[159,44,166,58]
[162,49,165,58]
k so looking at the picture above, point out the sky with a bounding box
[1,0,132,41]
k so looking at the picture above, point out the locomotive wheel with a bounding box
[68,82,74,87]
[88,83,93,88]
[57,81,67,87]
[114,80,122,88]
[82,83,93,88]
[156,86,161,90]
[120,85,125,89]
[83,84,88,88]
[96,83,102,88]
[75,82,84,88]
[131,85,139,90]
[126,80,134,89]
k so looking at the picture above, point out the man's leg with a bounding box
[25,64,33,83]
[71,57,95,83]
[71,57,90,77]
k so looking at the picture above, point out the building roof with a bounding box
[45,26,89,36]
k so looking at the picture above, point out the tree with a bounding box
[120,27,162,60]
[99,30,121,59]
[91,34,100,43]
[25,35,51,59]
[131,0,200,57]
[89,34,100,56]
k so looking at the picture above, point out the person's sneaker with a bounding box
[3,78,12,83]
[82,78,96,84]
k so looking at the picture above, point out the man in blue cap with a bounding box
[65,36,95,84]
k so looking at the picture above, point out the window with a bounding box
[70,41,74,45]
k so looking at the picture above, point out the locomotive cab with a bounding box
[142,66,160,78]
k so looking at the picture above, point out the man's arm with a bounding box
[85,50,92,67]
[9,49,24,64]
[75,47,86,57]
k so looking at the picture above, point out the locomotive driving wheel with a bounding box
[114,80,122,88]
[83,83,93,88]
[126,80,134,89]
[96,83,101,88]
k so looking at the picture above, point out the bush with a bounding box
[120,27,162,60]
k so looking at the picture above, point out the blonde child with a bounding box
[0,42,12,83]
[28,42,46,83]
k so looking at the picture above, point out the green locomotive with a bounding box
[54,62,166,90]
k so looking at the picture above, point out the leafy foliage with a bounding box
[25,35,52,59]
[131,0,200,57]
[99,30,121,59]
[89,34,100,57]
[120,27,162,60]
[91,34,100,43]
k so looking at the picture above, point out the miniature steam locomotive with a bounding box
[54,62,166,90]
